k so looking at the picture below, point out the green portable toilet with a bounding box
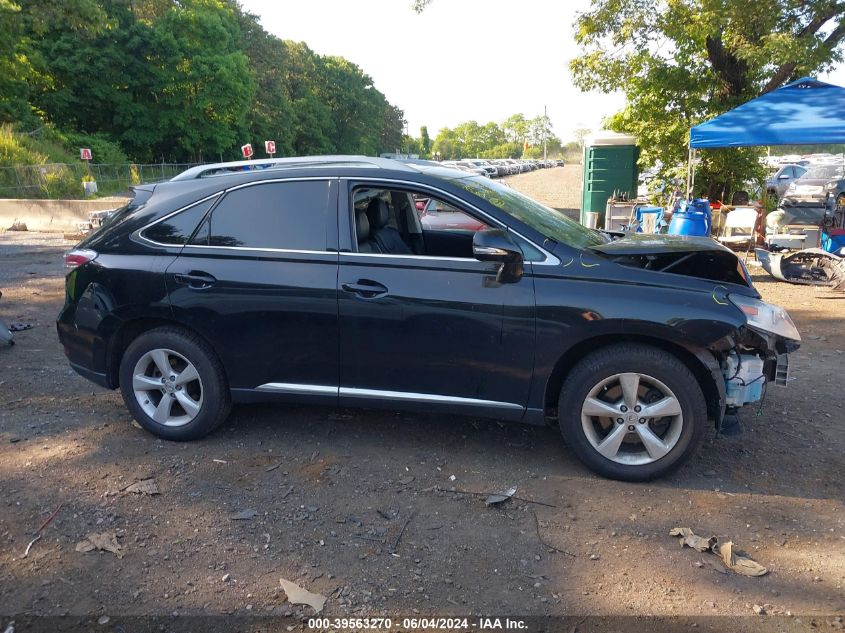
[581,132,639,226]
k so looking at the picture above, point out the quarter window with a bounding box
[143,197,216,245]
[191,181,329,250]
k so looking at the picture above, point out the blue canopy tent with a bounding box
[685,77,845,195]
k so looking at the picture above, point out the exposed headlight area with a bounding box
[729,294,801,342]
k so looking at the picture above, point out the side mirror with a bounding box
[472,229,523,283]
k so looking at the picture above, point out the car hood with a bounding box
[589,233,733,256]
[588,233,751,287]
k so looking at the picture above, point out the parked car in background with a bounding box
[456,160,492,177]
[417,196,488,231]
[766,164,807,197]
[58,155,800,482]
[464,160,498,178]
[784,164,845,205]
[444,161,487,177]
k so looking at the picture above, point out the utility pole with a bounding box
[543,105,548,161]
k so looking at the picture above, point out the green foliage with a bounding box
[0,0,405,165]
[572,0,845,200]
[430,114,561,160]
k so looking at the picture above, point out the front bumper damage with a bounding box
[719,326,798,413]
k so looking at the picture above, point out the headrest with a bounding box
[355,209,370,243]
[366,198,390,229]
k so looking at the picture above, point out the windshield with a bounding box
[451,175,607,249]
[801,165,844,180]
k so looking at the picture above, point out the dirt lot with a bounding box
[0,170,843,631]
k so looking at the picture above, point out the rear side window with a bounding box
[190,181,329,250]
[143,197,216,245]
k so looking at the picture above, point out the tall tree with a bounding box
[572,0,845,198]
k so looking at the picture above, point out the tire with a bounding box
[119,326,231,441]
[558,344,707,481]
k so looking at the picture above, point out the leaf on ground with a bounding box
[123,479,159,495]
[279,577,327,613]
[670,528,767,576]
[485,486,518,506]
[75,532,123,558]
[713,539,768,577]
[670,526,716,552]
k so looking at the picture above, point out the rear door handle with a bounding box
[173,271,217,289]
[341,280,388,298]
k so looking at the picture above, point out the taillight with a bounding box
[64,249,98,269]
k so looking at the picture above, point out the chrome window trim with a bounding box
[135,192,222,248]
[343,177,560,266]
[136,177,334,252]
[254,383,523,410]
[179,244,336,257]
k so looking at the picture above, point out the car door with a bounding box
[337,180,536,420]
[164,178,339,401]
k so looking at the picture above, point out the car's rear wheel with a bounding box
[119,326,231,441]
[558,344,707,481]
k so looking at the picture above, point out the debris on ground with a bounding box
[670,527,768,576]
[397,475,415,485]
[713,539,768,577]
[485,486,517,506]
[230,509,259,520]
[669,527,716,552]
[75,532,123,558]
[532,509,576,557]
[753,604,766,615]
[21,502,63,558]
[279,578,327,613]
[7,222,27,231]
[7,323,32,332]
[122,478,159,496]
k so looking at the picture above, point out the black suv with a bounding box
[58,156,801,481]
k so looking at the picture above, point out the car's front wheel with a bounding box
[119,326,231,441]
[558,344,707,481]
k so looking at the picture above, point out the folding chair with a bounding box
[717,207,758,263]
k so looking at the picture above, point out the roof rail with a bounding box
[169,155,413,181]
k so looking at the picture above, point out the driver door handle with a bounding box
[341,280,388,298]
[173,271,217,289]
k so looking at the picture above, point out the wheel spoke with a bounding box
[583,397,620,418]
[595,423,629,459]
[149,349,172,377]
[152,395,174,424]
[133,374,163,391]
[641,396,682,419]
[175,391,200,419]
[635,424,671,460]
[618,373,640,409]
[174,363,199,386]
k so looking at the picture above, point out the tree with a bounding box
[420,125,432,157]
[571,0,845,199]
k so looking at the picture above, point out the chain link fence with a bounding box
[0,163,204,199]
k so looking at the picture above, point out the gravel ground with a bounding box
[0,171,843,631]
[504,165,582,217]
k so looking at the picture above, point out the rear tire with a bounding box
[119,326,231,441]
[558,344,707,481]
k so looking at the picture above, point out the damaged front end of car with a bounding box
[590,233,801,422]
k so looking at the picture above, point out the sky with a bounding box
[238,0,625,143]
[239,0,845,144]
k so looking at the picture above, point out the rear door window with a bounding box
[191,180,330,250]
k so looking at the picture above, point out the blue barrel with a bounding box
[668,199,711,236]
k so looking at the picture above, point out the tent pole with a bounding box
[690,148,697,198]
[685,146,692,199]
